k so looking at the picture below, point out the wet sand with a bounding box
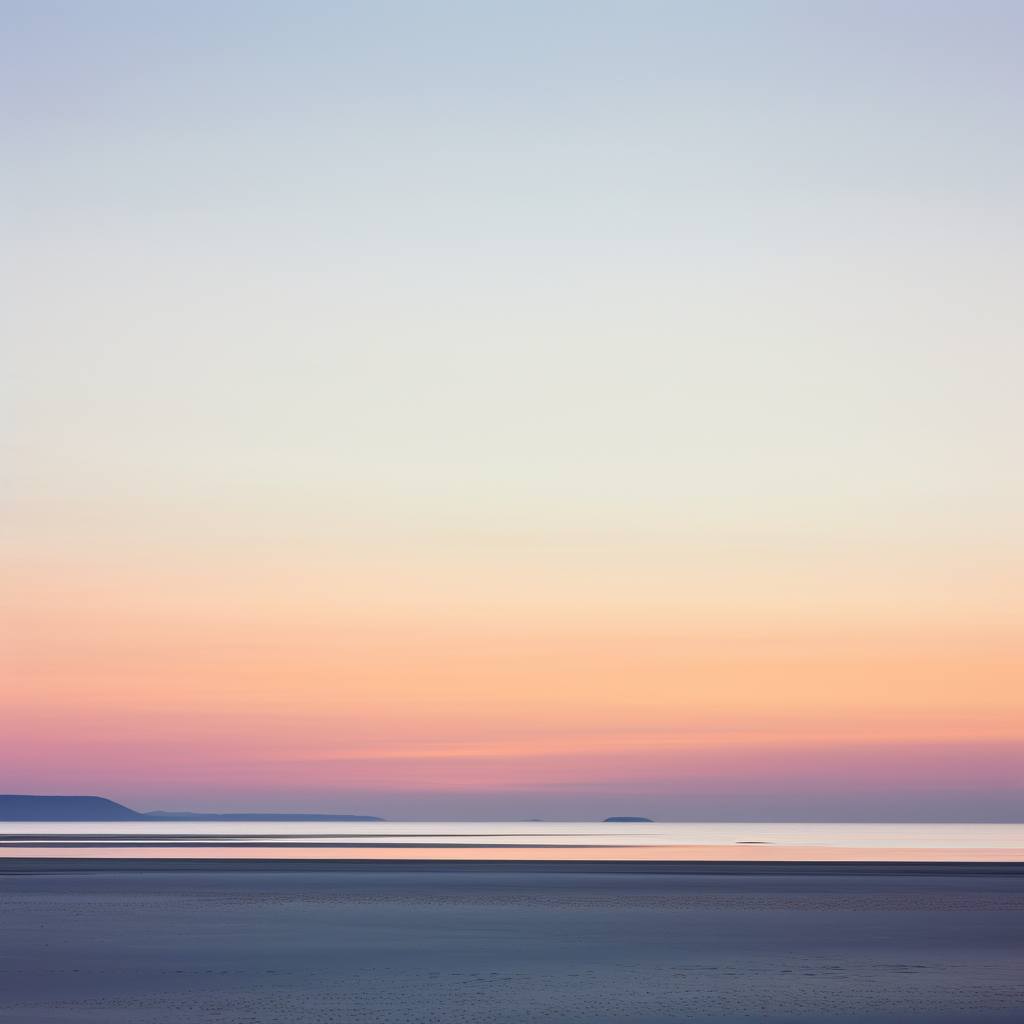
[1,861,1021,1023]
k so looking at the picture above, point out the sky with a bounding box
[2,1,1021,821]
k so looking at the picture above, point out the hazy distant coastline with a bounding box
[1,795,662,824]
[0,795,385,822]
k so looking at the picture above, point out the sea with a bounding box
[0,820,1019,854]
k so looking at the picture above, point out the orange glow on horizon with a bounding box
[4,574,1020,802]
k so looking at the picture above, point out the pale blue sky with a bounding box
[4,0,1022,625]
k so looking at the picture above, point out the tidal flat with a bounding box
[1,861,1021,1024]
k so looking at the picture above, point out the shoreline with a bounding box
[2,855,1020,874]
[0,842,1019,863]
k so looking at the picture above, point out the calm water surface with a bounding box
[1,821,1019,848]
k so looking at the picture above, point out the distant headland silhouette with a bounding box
[2,795,659,823]
[0,795,385,822]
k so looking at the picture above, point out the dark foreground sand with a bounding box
[1,860,1021,1024]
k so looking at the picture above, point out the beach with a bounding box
[2,859,1021,1024]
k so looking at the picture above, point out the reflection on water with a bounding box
[0,821,1020,849]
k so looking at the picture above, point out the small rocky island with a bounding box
[603,816,653,822]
